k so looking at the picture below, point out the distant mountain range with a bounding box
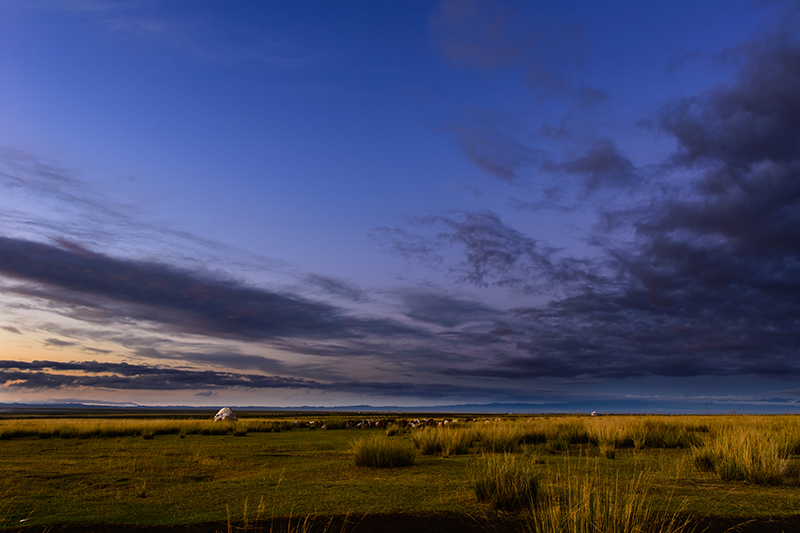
[2,398,798,415]
[0,401,580,414]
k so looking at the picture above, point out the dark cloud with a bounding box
[83,347,112,354]
[544,138,640,194]
[0,236,413,343]
[572,31,800,378]
[499,31,800,380]
[647,36,800,257]
[666,50,704,73]
[1,326,21,334]
[377,26,800,383]
[130,346,292,376]
[635,34,800,280]
[425,210,552,290]
[431,0,521,72]
[399,289,501,328]
[432,2,615,187]
[0,359,544,401]
[370,226,443,263]
[431,0,607,102]
[452,124,640,200]
[44,338,75,347]
[0,360,317,391]
[377,210,599,295]
[451,118,542,183]
[575,86,610,108]
[659,35,800,170]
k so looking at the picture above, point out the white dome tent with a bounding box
[213,407,237,422]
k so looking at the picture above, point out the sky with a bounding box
[1,0,799,413]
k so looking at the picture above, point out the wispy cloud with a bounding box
[450,114,543,183]
[43,338,76,348]
[0,360,317,391]
[543,138,640,196]
[0,147,290,279]
[375,210,599,295]
[305,274,368,303]
[0,236,399,343]
[431,0,607,100]
[398,288,502,328]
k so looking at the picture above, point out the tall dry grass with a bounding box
[351,435,416,468]
[472,453,540,511]
[226,497,355,533]
[478,421,528,453]
[412,426,476,456]
[471,451,694,533]
[526,465,694,533]
[692,424,790,484]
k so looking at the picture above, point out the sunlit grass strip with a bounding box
[0,418,293,440]
[472,453,540,511]
[351,435,416,468]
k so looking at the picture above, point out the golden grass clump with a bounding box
[526,466,694,533]
[411,426,476,456]
[351,435,416,468]
[411,427,442,455]
[692,424,789,485]
[472,453,540,512]
[439,426,478,456]
[588,419,625,458]
[479,421,526,453]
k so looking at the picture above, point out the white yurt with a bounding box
[213,407,237,422]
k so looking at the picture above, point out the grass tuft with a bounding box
[412,426,475,456]
[526,466,694,533]
[472,454,540,512]
[351,435,416,468]
[692,425,788,485]
[325,419,348,430]
[479,422,524,453]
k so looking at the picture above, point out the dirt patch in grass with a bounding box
[17,513,800,533]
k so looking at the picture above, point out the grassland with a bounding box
[1,413,799,531]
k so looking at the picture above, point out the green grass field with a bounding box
[1,413,799,531]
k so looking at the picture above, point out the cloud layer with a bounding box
[1,2,798,410]
[0,236,399,342]
[377,29,800,384]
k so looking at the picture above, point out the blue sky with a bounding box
[1,0,799,412]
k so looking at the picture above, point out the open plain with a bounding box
[1,412,800,532]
